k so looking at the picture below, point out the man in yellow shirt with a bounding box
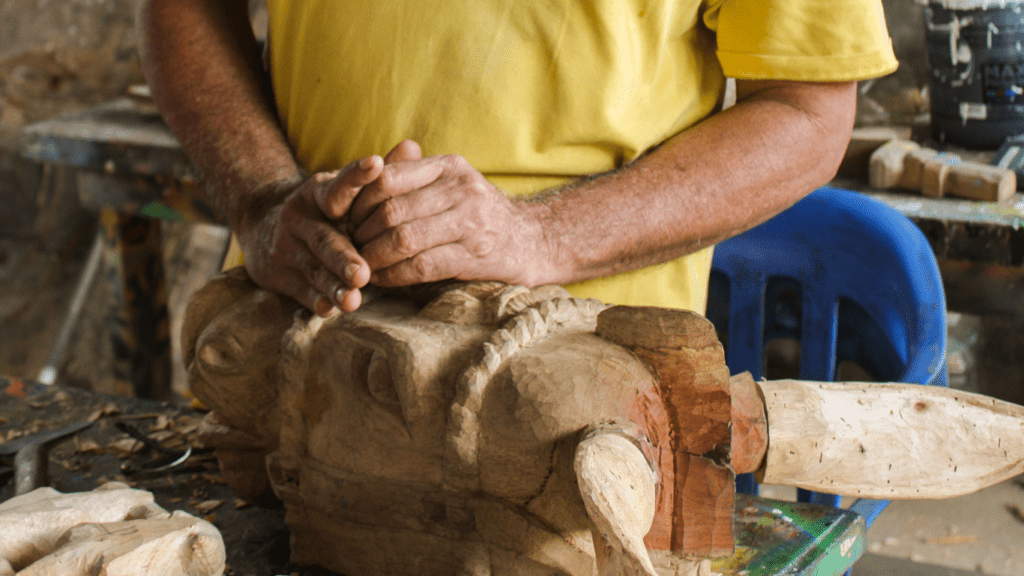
[138,0,897,317]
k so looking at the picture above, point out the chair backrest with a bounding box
[708,186,948,521]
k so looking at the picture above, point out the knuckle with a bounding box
[307,227,333,254]
[392,225,419,255]
[410,254,433,280]
[378,165,398,190]
[443,154,466,170]
[379,198,405,227]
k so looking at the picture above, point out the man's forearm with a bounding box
[137,0,301,229]
[523,80,857,286]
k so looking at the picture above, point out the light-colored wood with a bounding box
[943,162,1016,203]
[0,482,155,569]
[868,139,920,189]
[18,512,224,576]
[758,380,1024,499]
[838,126,913,178]
[920,156,953,198]
[900,147,939,190]
[867,140,1015,203]
[0,483,225,575]
[575,423,658,576]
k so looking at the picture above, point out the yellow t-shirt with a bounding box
[264,0,897,312]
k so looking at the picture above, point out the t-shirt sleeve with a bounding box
[703,0,899,82]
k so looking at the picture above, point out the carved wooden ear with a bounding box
[575,421,659,576]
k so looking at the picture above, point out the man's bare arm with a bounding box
[350,79,856,288]
[137,0,383,316]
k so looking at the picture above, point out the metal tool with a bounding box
[115,421,195,475]
[0,420,93,495]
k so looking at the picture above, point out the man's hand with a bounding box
[235,156,383,317]
[349,141,548,287]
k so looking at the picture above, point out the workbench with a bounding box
[831,177,1024,319]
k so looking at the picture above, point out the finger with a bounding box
[352,184,457,245]
[349,157,447,227]
[384,139,422,164]
[293,219,372,291]
[369,243,467,287]
[265,265,339,318]
[315,156,384,219]
[359,209,465,271]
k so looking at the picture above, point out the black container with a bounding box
[924,0,1024,149]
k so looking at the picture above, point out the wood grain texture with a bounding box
[759,380,1024,499]
[575,424,659,576]
[729,372,767,475]
[0,483,224,575]
[868,139,920,189]
[597,306,735,558]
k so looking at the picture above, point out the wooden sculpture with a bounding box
[184,268,1024,576]
[0,483,225,576]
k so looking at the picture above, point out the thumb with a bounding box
[384,139,423,164]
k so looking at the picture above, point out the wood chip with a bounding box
[74,436,103,455]
[923,535,978,545]
[148,429,180,444]
[203,513,217,523]
[2,428,27,442]
[52,391,70,403]
[87,403,120,422]
[150,414,173,432]
[0,416,6,424]
[27,401,46,409]
[233,498,250,509]
[194,499,225,514]
[109,438,143,455]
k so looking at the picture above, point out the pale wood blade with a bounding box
[759,380,1024,499]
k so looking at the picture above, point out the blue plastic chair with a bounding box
[707,187,948,548]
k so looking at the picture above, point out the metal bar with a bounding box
[36,230,105,386]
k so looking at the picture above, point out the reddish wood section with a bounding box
[597,305,736,558]
[730,372,768,475]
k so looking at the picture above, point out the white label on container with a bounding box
[959,102,988,124]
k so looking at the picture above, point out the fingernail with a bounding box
[359,156,375,170]
[335,287,349,306]
[344,263,360,281]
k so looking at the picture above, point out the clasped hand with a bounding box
[235,140,546,317]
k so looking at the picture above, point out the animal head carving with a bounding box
[184,268,748,576]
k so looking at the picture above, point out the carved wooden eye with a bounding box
[196,330,245,375]
[366,350,400,407]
